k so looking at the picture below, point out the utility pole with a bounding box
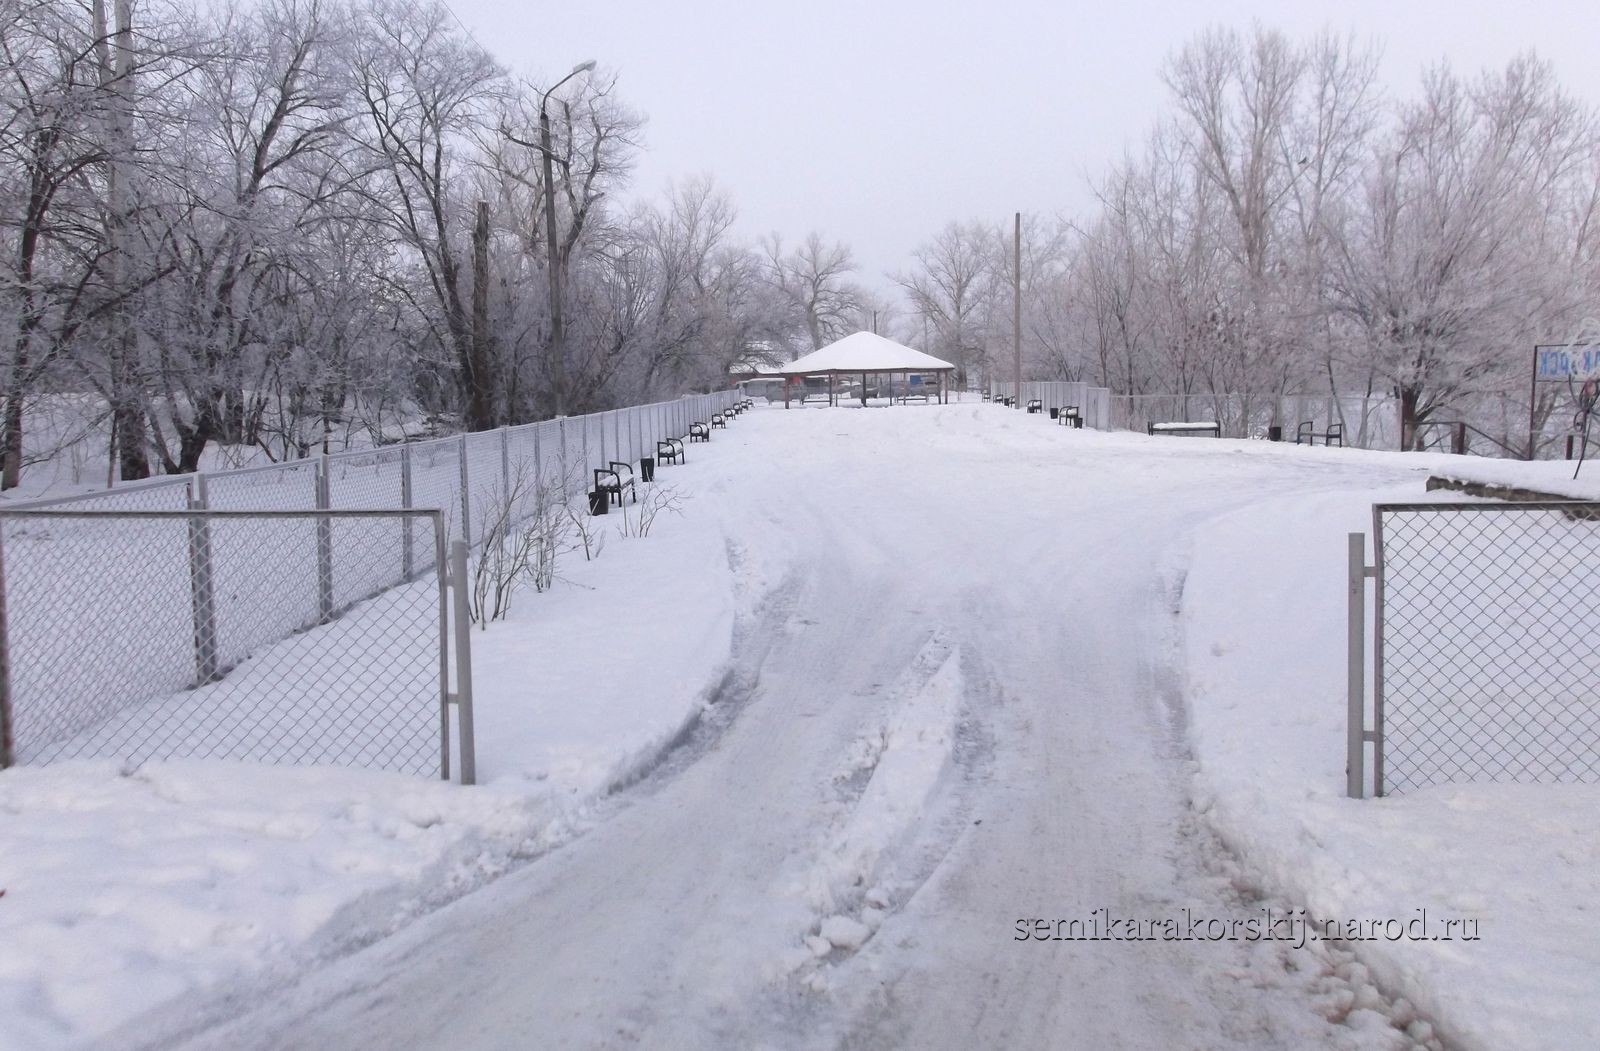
[1013,212,1022,408]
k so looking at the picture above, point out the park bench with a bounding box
[981,389,991,402]
[657,438,684,465]
[1295,420,1344,447]
[897,391,933,403]
[1054,405,1083,428]
[1148,421,1221,438]
[593,462,636,507]
[1026,399,1043,413]
[711,412,727,429]
[689,421,711,443]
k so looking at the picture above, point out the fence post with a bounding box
[0,524,12,768]
[533,422,542,493]
[315,454,335,623]
[189,476,221,682]
[500,425,511,497]
[1347,531,1368,799]
[400,444,414,579]
[1370,509,1387,796]
[558,417,568,495]
[450,538,476,785]
[458,434,471,549]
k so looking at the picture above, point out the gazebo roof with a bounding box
[781,332,954,375]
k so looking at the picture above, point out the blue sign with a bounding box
[1535,344,1600,382]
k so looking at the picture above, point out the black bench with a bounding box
[657,438,684,465]
[1055,405,1083,428]
[689,421,711,442]
[1295,420,1344,447]
[1148,421,1221,437]
[981,389,991,402]
[1026,399,1043,413]
[593,461,636,507]
[711,412,727,429]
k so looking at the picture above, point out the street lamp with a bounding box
[508,60,596,418]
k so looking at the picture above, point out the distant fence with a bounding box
[1346,502,1600,797]
[988,381,1111,430]
[0,391,738,778]
[1101,390,1546,453]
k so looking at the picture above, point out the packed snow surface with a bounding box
[3,403,1596,1050]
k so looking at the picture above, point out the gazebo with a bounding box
[779,332,956,408]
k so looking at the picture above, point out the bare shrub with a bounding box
[618,482,685,539]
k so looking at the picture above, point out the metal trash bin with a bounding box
[588,489,608,516]
[640,456,655,482]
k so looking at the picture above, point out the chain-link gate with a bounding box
[0,391,739,782]
[1347,501,1600,796]
[0,509,475,781]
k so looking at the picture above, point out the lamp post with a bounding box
[534,60,595,418]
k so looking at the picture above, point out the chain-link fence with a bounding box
[0,509,461,778]
[1348,502,1600,796]
[987,381,1112,429]
[0,392,738,779]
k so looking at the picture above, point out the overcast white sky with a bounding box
[446,0,1600,295]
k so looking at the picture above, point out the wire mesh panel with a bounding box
[463,430,505,547]
[1376,502,1600,794]
[582,413,602,473]
[327,446,408,602]
[0,510,447,776]
[204,458,318,511]
[1,513,193,758]
[408,436,465,554]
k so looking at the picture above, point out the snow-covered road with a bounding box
[164,405,1431,1050]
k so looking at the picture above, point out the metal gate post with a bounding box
[450,538,476,785]
[1347,532,1369,798]
[315,455,335,623]
[189,476,221,682]
[400,444,414,579]
[1371,510,1388,795]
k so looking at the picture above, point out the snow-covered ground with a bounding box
[3,404,1596,1050]
[1183,485,1600,1051]
[1,464,742,1049]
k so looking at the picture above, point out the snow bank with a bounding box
[1181,482,1600,1051]
[0,481,746,1050]
[1422,455,1600,500]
